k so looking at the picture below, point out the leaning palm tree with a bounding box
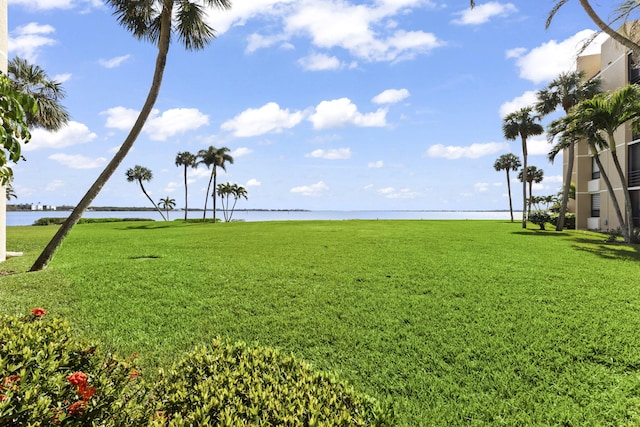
[574,85,640,242]
[8,57,70,130]
[216,182,232,222]
[502,107,544,228]
[517,166,544,216]
[31,0,232,271]
[126,165,166,221]
[197,146,234,221]
[228,183,247,222]
[158,196,176,220]
[536,71,601,231]
[175,151,197,220]
[493,153,521,222]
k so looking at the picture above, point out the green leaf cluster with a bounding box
[0,74,37,185]
[0,312,392,426]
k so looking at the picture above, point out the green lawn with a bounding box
[2,220,640,426]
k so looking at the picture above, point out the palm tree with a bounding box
[5,179,16,200]
[517,166,544,216]
[546,1,640,54]
[228,184,248,222]
[31,0,232,271]
[549,112,628,237]
[536,71,601,231]
[158,196,176,220]
[493,153,521,222]
[197,146,234,221]
[502,107,544,228]
[216,182,232,222]
[8,57,70,130]
[175,151,197,220]
[573,85,640,242]
[126,165,167,221]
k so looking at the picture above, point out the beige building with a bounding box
[569,34,640,231]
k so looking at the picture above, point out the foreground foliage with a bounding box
[0,311,391,426]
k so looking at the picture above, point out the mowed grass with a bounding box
[2,220,640,425]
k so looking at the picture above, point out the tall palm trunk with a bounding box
[203,171,214,220]
[212,167,218,221]
[139,179,166,221]
[183,165,189,220]
[591,148,627,239]
[30,5,173,271]
[556,142,575,231]
[521,136,528,228]
[606,132,635,242]
[505,170,514,222]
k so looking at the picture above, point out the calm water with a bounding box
[7,210,516,226]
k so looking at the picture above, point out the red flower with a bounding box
[78,384,96,400]
[0,394,6,401]
[129,369,140,380]
[67,400,86,415]
[30,308,47,317]
[67,372,88,386]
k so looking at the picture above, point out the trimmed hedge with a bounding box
[0,311,394,426]
[549,213,576,230]
[33,217,154,226]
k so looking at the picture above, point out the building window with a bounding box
[592,157,600,180]
[591,193,600,218]
[630,143,640,187]
[630,53,640,84]
[632,190,640,227]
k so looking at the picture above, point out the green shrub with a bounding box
[529,210,551,230]
[1,311,393,426]
[154,339,394,426]
[549,213,576,230]
[33,217,154,226]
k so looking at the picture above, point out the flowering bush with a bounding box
[1,311,394,426]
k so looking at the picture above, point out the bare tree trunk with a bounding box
[522,136,528,228]
[30,5,173,271]
[506,171,514,222]
[183,165,188,221]
[556,142,575,231]
[203,171,213,221]
[212,167,218,222]
[593,150,628,241]
[609,143,635,242]
[139,180,166,221]
[579,0,640,54]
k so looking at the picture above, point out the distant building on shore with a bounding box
[30,204,57,211]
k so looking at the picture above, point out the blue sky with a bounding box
[8,0,607,211]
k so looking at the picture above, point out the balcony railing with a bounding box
[630,170,640,187]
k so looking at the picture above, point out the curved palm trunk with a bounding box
[30,5,173,271]
[183,165,189,220]
[521,136,528,228]
[229,197,240,222]
[203,171,214,220]
[592,149,628,240]
[607,133,635,242]
[556,143,575,231]
[139,179,166,221]
[506,170,514,222]
[580,0,640,54]
[528,180,534,215]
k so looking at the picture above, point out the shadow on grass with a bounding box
[123,223,173,230]
[571,238,640,262]
[510,230,569,238]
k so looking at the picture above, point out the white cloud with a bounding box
[102,107,209,140]
[368,160,384,168]
[45,179,64,191]
[290,181,328,196]
[298,53,343,71]
[372,88,410,104]
[474,182,490,192]
[426,142,509,159]
[246,178,262,187]
[221,102,304,137]
[498,90,538,117]
[309,98,387,129]
[53,73,72,83]
[306,148,352,159]
[232,147,253,157]
[213,0,443,63]
[164,182,179,193]
[49,153,107,169]
[24,121,97,151]
[144,108,209,141]
[378,187,419,199]
[528,135,554,156]
[9,22,56,61]
[508,30,607,84]
[452,2,517,25]
[99,54,132,68]
[190,167,213,179]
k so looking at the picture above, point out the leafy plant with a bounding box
[529,210,551,230]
